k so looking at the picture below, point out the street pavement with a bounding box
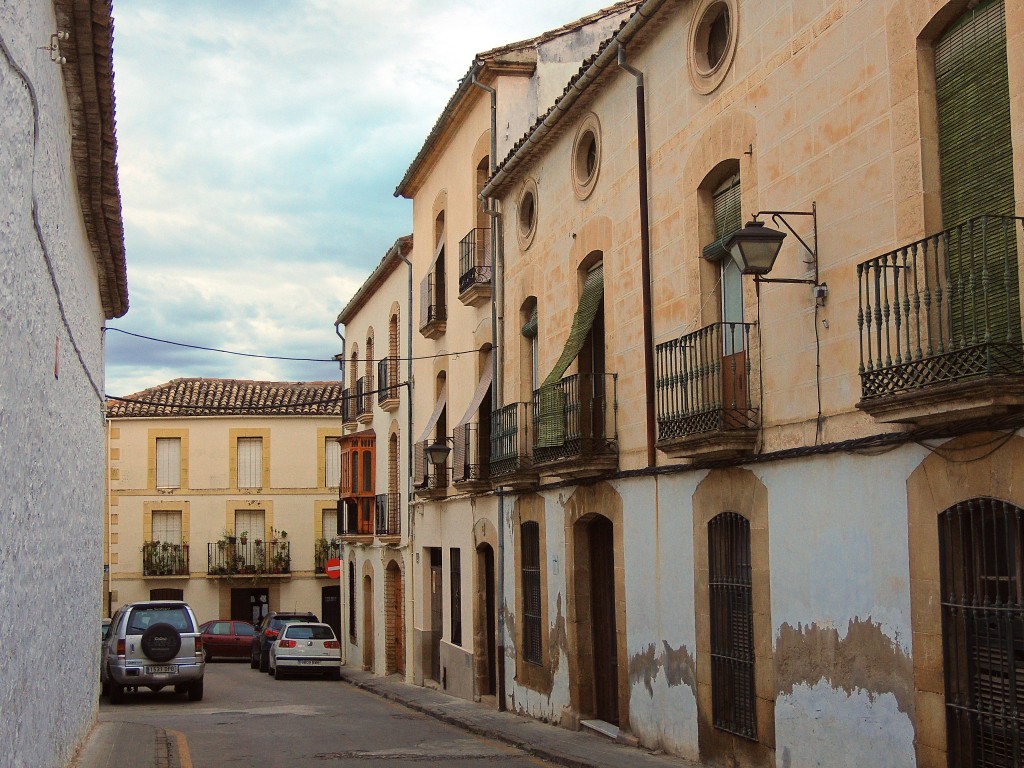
[72,664,700,768]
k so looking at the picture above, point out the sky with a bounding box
[105,0,617,398]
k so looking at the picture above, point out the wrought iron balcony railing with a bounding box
[355,376,370,418]
[490,402,533,478]
[531,373,617,465]
[341,387,355,424]
[314,537,343,574]
[419,273,446,332]
[341,498,374,536]
[458,228,492,295]
[655,322,758,440]
[453,422,489,484]
[374,492,401,536]
[857,215,1024,401]
[142,541,189,577]
[413,440,448,493]
[377,356,399,404]
[207,539,290,576]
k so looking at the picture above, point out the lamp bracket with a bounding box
[749,202,818,285]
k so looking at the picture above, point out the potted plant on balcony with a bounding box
[239,531,248,546]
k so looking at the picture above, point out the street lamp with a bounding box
[425,438,452,466]
[725,219,787,276]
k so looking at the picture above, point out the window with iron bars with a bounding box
[522,522,542,665]
[709,511,757,740]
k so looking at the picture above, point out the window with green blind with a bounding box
[935,0,1019,345]
[702,177,743,262]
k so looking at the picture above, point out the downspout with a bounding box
[470,70,507,711]
[332,320,348,664]
[617,45,657,468]
[399,250,415,683]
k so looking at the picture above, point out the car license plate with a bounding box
[298,659,321,665]
[147,665,176,674]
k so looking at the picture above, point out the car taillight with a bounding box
[266,629,279,640]
[116,639,125,656]
[325,641,340,649]
[280,639,296,648]
[195,636,203,654]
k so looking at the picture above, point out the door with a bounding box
[720,257,749,428]
[231,588,268,624]
[429,548,443,682]
[322,585,341,642]
[588,516,619,724]
[362,574,374,670]
[479,544,497,696]
[386,561,406,676]
[940,498,1024,767]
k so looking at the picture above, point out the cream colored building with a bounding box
[476,0,1024,766]
[393,1,643,703]
[334,235,414,678]
[106,379,348,637]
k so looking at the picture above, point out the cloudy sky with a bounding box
[105,0,616,397]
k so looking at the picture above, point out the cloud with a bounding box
[107,0,616,396]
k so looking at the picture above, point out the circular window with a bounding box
[571,113,602,200]
[688,0,737,94]
[517,178,539,250]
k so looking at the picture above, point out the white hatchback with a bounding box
[269,622,341,680]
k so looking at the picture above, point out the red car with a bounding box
[198,620,256,662]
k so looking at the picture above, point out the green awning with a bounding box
[521,306,538,339]
[536,266,603,447]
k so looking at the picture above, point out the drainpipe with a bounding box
[470,70,506,710]
[333,322,346,384]
[617,44,657,469]
[399,249,415,683]
[332,320,348,663]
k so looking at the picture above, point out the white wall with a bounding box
[0,2,109,765]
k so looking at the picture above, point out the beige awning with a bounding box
[416,381,448,443]
[455,351,494,428]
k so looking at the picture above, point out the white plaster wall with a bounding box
[758,447,926,768]
[0,3,109,766]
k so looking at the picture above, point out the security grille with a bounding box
[522,522,542,665]
[708,511,757,740]
[940,498,1024,768]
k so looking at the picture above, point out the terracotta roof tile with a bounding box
[107,378,346,418]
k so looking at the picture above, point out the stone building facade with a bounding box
[0,1,128,765]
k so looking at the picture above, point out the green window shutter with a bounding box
[935,0,1019,344]
[536,266,604,447]
[702,178,743,262]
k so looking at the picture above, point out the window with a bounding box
[571,114,602,200]
[235,509,265,541]
[155,437,181,489]
[517,179,539,250]
[450,548,462,646]
[708,512,756,740]
[151,510,182,545]
[237,437,263,489]
[688,0,738,94]
[521,522,542,665]
[325,437,341,488]
[322,506,338,539]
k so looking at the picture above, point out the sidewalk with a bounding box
[339,667,700,768]
[71,720,182,768]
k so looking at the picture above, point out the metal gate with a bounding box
[940,498,1024,767]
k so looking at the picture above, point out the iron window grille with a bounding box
[522,522,543,665]
[708,511,757,740]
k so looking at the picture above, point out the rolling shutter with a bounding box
[701,178,743,262]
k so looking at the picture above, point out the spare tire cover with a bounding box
[141,623,182,662]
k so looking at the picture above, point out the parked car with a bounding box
[251,611,318,672]
[198,620,255,662]
[269,622,341,680]
[100,600,205,704]
[102,617,111,640]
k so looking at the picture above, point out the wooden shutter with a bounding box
[325,438,341,488]
[237,437,262,488]
[155,437,181,489]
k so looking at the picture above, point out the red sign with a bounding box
[325,558,342,580]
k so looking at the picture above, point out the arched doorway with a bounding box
[385,560,405,676]
[939,497,1024,766]
[362,573,374,671]
[475,543,497,696]
[572,513,619,724]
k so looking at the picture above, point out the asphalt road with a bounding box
[97,660,556,767]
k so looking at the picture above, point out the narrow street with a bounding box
[93,661,555,767]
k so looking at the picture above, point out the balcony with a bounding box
[374,492,401,538]
[142,541,189,577]
[355,376,372,424]
[531,373,617,479]
[314,537,343,575]
[452,422,490,492]
[655,322,759,460]
[207,539,291,576]
[342,387,356,429]
[419,273,446,339]
[413,440,448,499]
[857,215,1024,426]
[341,497,374,538]
[489,402,539,489]
[458,228,492,307]
[377,357,400,412]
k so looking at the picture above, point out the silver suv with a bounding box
[101,600,205,703]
